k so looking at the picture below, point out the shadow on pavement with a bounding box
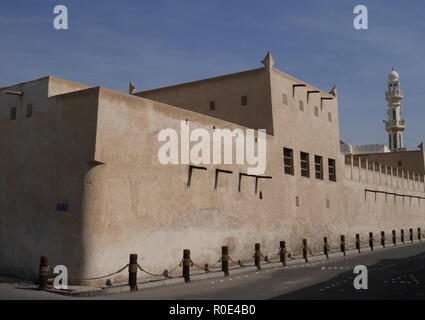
[271,251,425,300]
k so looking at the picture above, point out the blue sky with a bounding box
[1,0,424,148]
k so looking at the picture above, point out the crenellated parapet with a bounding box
[344,154,425,195]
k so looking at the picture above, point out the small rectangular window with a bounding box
[314,106,319,117]
[326,199,330,209]
[315,155,323,180]
[26,104,33,118]
[283,148,294,175]
[282,93,288,105]
[241,96,248,106]
[328,112,332,122]
[328,158,336,182]
[300,152,310,178]
[209,101,215,111]
[299,100,304,111]
[296,196,300,207]
[10,107,17,120]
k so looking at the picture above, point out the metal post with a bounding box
[38,256,49,290]
[355,234,361,253]
[380,231,385,248]
[254,243,261,270]
[409,228,413,243]
[129,254,138,292]
[392,230,396,246]
[369,232,374,251]
[401,229,405,244]
[302,239,308,262]
[221,246,229,276]
[340,235,346,256]
[183,249,191,282]
[324,237,329,259]
[279,241,287,266]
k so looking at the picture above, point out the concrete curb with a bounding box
[44,239,423,297]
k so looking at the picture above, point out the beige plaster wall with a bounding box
[136,68,274,134]
[77,68,424,285]
[0,78,98,280]
[360,151,425,175]
[1,68,424,285]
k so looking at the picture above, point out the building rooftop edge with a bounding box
[0,76,51,90]
[136,66,334,99]
[0,58,335,101]
[135,67,264,95]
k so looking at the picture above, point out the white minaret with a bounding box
[384,68,406,151]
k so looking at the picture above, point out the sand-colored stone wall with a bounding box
[0,78,99,279]
[0,70,424,285]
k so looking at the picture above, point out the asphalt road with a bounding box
[1,242,425,300]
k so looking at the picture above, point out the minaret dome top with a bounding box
[388,69,399,82]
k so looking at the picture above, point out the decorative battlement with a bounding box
[344,155,425,195]
[385,89,403,100]
[385,119,406,130]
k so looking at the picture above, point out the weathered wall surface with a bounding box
[77,67,424,285]
[341,157,425,239]
[47,76,91,97]
[0,78,98,280]
[81,87,280,283]
[1,68,424,285]
[359,150,425,174]
[137,68,274,134]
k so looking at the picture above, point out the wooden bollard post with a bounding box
[340,235,346,256]
[129,254,138,292]
[221,246,229,276]
[401,229,405,244]
[302,239,308,263]
[380,231,385,247]
[418,228,421,242]
[279,241,287,266]
[38,256,49,290]
[323,237,329,259]
[409,228,413,243]
[254,243,261,270]
[355,234,361,253]
[369,232,374,251]
[183,249,191,282]
[392,230,396,246]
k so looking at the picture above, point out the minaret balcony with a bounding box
[385,89,403,99]
[385,119,405,130]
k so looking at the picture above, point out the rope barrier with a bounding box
[190,261,206,270]
[39,229,422,288]
[228,255,239,265]
[167,262,183,275]
[227,255,255,267]
[137,264,165,277]
[68,264,129,281]
[286,252,296,260]
[211,258,222,269]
